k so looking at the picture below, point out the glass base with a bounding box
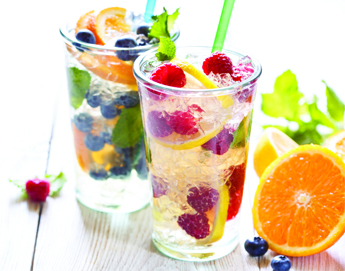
[152,234,239,262]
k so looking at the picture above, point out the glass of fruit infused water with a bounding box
[133,46,262,261]
[59,7,179,213]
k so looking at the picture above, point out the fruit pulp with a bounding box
[135,48,260,261]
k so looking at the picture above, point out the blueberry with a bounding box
[73,113,93,132]
[136,24,150,37]
[100,131,113,145]
[75,30,96,44]
[100,101,120,119]
[109,163,131,179]
[244,237,269,256]
[89,169,108,181]
[85,90,102,108]
[271,255,291,271]
[115,37,138,61]
[84,134,104,151]
[135,143,148,180]
[114,91,139,108]
[115,146,131,156]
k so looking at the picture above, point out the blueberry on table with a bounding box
[114,91,139,108]
[244,237,269,256]
[84,134,105,151]
[136,24,150,37]
[73,113,93,133]
[100,101,120,119]
[89,169,108,181]
[109,163,131,179]
[85,90,102,108]
[100,131,113,145]
[271,255,291,271]
[75,29,96,44]
[115,37,138,61]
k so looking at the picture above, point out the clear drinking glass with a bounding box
[133,46,262,260]
[59,12,179,213]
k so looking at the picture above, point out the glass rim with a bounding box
[59,21,180,52]
[133,46,262,94]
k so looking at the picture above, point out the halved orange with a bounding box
[324,129,345,161]
[253,145,345,256]
[95,7,131,44]
[75,10,104,45]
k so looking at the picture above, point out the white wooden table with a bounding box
[1,0,345,270]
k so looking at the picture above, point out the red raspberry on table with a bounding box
[187,186,219,213]
[224,163,246,220]
[147,110,173,138]
[151,175,168,198]
[150,63,187,88]
[201,128,234,155]
[202,52,233,75]
[25,178,50,201]
[177,213,210,239]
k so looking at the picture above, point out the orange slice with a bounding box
[253,127,299,177]
[75,10,104,45]
[324,129,345,161]
[95,7,131,44]
[72,124,91,173]
[253,145,345,256]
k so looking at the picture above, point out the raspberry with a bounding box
[187,186,219,213]
[201,128,234,155]
[150,63,187,88]
[25,178,50,201]
[225,163,246,220]
[231,57,255,82]
[202,52,233,75]
[151,175,167,198]
[177,213,210,239]
[147,111,173,138]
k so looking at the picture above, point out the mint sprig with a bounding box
[45,172,67,197]
[111,104,143,148]
[261,70,343,145]
[66,67,91,109]
[149,8,179,40]
[155,37,176,61]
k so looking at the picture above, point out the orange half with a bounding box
[324,129,345,161]
[253,145,345,256]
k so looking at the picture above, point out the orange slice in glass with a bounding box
[72,124,91,173]
[95,7,131,44]
[75,10,104,45]
[253,145,345,256]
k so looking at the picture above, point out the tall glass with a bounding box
[133,47,261,261]
[59,12,179,213]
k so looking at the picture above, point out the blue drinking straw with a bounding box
[144,0,157,23]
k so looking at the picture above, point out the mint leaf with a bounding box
[230,119,246,148]
[66,67,91,109]
[149,8,179,40]
[261,70,303,121]
[323,80,345,122]
[308,96,337,129]
[9,179,28,199]
[45,172,67,197]
[245,111,253,143]
[112,104,143,148]
[155,37,176,61]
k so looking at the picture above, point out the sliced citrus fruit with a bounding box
[171,58,234,109]
[253,145,345,256]
[91,143,120,171]
[67,45,137,89]
[324,129,345,161]
[75,10,104,45]
[72,124,91,173]
[253,127,298,177]
[95,7,131,44]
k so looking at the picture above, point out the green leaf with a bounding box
[149,8,179,40]
[66,67,91,109]
[261,70,303,122]
[45,172,67,197]
[9,179,26,192]
[112,104,143,148]
[308,96,337,130]
[323,80,345,122]
[155,37,176,61]
[245,111,253,142]
[230,119,246,148]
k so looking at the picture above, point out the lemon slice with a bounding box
[198,184,229,244]
[171,58,234,109]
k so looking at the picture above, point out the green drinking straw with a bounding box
[212,0,236,52]
[144,0,157,23]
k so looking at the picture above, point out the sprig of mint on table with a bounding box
[261,70,344,145]
[10,172,67,201]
